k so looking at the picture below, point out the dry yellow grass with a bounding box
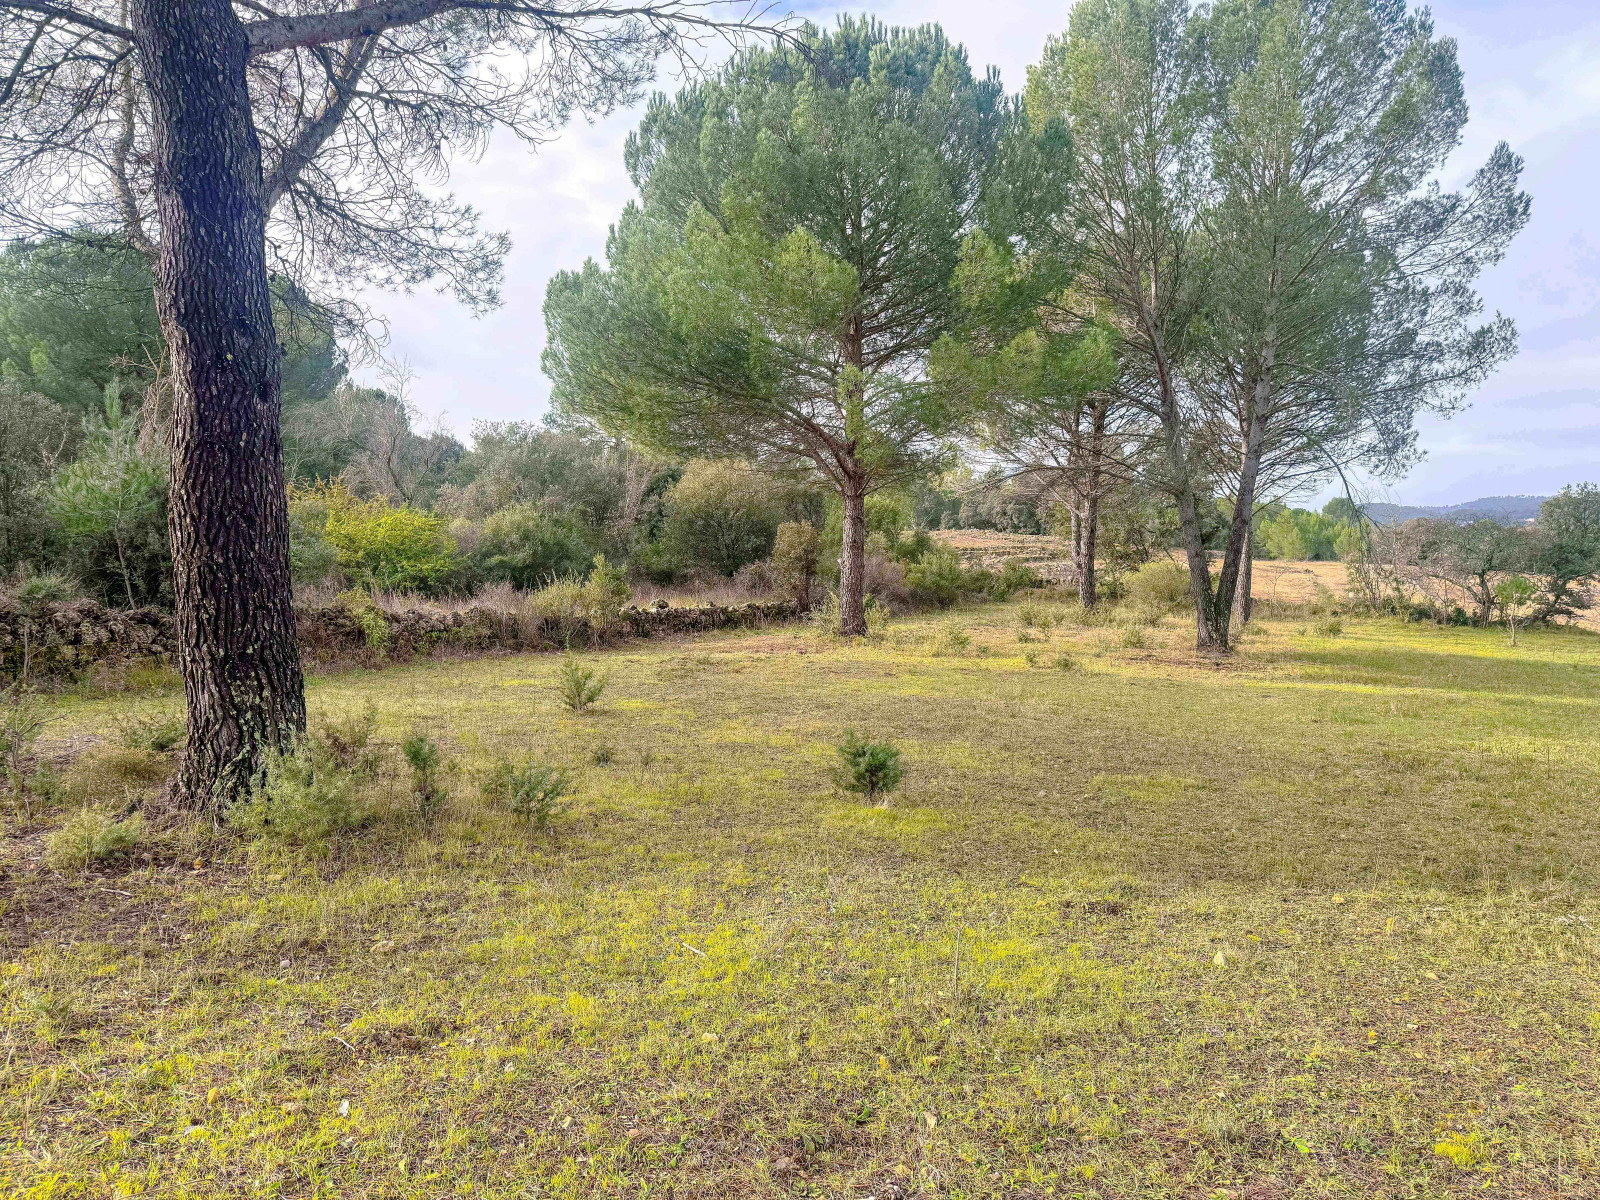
[934,530,1600,633]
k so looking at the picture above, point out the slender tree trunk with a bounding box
[1080,399,1106,610]
[114,528,135,609]
[838,475,868,637]
[1081,490,1100,610]
[1213,352,1273,649]
[1233,522,1254,627]
[1149,340,1223,649]
[131,0,306,812]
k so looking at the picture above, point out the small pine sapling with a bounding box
[558,653,608,713]
[835,731,907,807]
[401,732,448,822]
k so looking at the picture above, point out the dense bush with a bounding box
[661,460,784,578]
[1124,559,1190,612]
[772,521,821,607]
[45,390,169,607]
[0,379,76,573]
[313,482,466,595]
[473,503,593,588]
[904,546,965,606]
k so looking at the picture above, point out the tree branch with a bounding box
[0,1,132,40]
[244,0,774,58]
[262,35,377,209]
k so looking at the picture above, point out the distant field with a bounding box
[935,529,1600,632]
[3,601,1597,1197]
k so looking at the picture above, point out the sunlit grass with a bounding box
[3,603,1597,1197]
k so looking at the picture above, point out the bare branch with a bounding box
[0,1,131,40]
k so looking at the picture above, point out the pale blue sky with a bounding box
[360,0,1600,508]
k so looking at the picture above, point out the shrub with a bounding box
[526,555,633,639]
[287,489,340,587]
[988,560,1039,600]
[338,589,392,651]
[661,460,783,577]
[401,731,448,822]
[315,481,465,595]
[474,504,593,589]
[10,572,77,610]
[1125,560,1190,613]
[733,558,777,594]
[834,731,906,805]
[1017,600,1055,630]
[484,760,571,832]
[1312,617,1343,638]
[1119,625,1149,649]
[45,807,142,871]
[933,620,971,656]
[319,703,383,777]
[772,520,822,608]
[45,390,169,608]
[584,554,632,614]
[557,653,607,713]
[234,739,362,844]
[1053,652,1077,671]
[905,546,964,606]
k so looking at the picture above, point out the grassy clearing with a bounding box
[2,602,1598,1198]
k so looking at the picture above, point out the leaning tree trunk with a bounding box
[838,474,869,637]
[1233,523,1254,628]
[132,0,306,813]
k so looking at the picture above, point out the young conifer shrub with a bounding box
[45,807,142,871]
[401,731,448,822]
[835,731,906,806]
[557,654,608,713]
[235,739,362,844]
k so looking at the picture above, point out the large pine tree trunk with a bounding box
[131,0,306,813]
[838,477,869,637]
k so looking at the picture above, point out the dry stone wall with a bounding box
[2,597,801,677]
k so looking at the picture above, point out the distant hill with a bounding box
[1363,495,1548,525]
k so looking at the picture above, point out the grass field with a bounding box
[3,603,1599,1198]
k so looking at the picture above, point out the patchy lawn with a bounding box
[3,604,1598,1198]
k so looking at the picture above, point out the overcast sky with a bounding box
[357,0,1600,509]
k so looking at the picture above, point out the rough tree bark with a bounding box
[1232,523,1254,627]
[838,473,868,637]
[131,0,306,812]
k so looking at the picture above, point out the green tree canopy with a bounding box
[1022,0,1528,649]
[544,16,1009,633]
